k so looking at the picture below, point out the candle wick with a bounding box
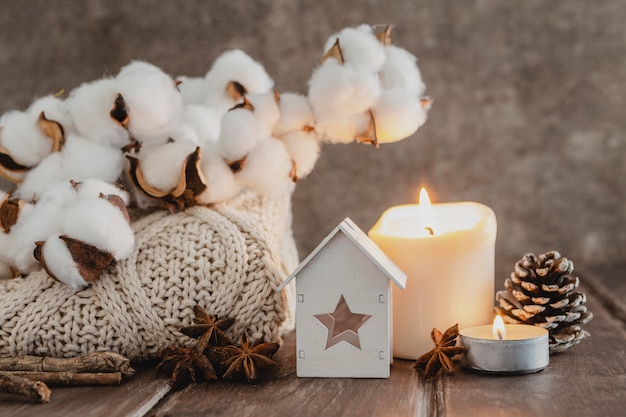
[496,329,504,340]
[424,227,434,236]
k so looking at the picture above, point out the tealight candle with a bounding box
[459,316,549,374]
[368,187,497,359]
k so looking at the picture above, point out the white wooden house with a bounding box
[278,218,407,378]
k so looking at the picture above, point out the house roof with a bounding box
[278,217,407,291]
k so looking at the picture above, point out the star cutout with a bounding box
[314,295,372,350]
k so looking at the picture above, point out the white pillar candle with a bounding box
[368,188,497,359]
[459,317,549,374]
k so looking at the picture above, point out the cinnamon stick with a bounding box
[0,373,50,403]
[0,352,134,376]
[0,371,122,386]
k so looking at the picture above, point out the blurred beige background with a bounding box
[0,0,624,278]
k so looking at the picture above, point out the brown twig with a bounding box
[0,352,134,376]
[0,373,50,403]
[0,371,122,386]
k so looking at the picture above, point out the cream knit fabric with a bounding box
[0,190,298,361]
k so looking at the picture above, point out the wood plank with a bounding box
[149,329,437,417]
[0,364,171,417]
[0,265,622,417]
[444,280,626,417]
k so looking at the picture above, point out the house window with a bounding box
[297,294,304,303]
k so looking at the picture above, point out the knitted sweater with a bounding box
[0,190,297,361]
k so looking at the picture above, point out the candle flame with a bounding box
[418,187,435,235]
[493,315,506,340]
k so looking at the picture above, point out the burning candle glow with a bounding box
[459,318,549,374]
[493,315,505,340]
[368,187,497,359]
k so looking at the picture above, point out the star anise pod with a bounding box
[208,333,280,382]
[179,306,235,352]
[413,323,466,378]
[156,346,217,390]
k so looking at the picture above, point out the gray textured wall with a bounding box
[1,0,624,276]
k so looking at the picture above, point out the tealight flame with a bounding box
[493,315,506,340]
[418,187,435,236]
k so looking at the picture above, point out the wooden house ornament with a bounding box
[278,218,407,378]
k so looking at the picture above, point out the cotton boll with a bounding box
[324,26,385,73]
[380,45,426,96]
[61,197,134,260]
[203,50,274,115]
[116,61,184,146]
[176,75,210,105]
[75,178,129,204]
[68,78,130,147]
[196,152,242,204]
[372,90,427,144]
[314,112,370,144]
[308,60,381,117]
[28,95,75,134]
[14,153,65,201]
[7,196,65,272]
[0,111,55,167]
[61,134,124,184]
[281,130,321,179]
[139,140,197,192]
[238,137,295,198]
[248,93,280,132]
[218,108,265,161]
[181,105,221,147]
[171,122,200,146]
[275,93,315,136]
[37,235,88,290]
[205,49,274,96]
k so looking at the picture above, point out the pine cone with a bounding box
[495,251,593,353]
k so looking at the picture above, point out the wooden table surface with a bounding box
[1,265,624,417]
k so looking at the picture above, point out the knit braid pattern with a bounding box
[0,190,298,361]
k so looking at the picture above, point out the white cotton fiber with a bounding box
[238,137,295,198]
[28,95,75,135]
[281,130,321,179]
[176,76,210,105]
[0,111,55,167]
[67,78,130,147]
[181,105,221,147]
[247,93,280,132]
[75,178,129,205]
[275,93,316,136]
[140,140,197,192]
[7,187,69,272]
[218,108,265,161]
[372,90,427,144]
[308,60,381,117]
[203,50,274,116]
[60,134,124,184]
[379,45,426,96]
[324,25,385,73]
[61,196,134,260]
[313,111,371,144]
[14,153,65,201]
[15,133,123,201]
[205,49,274,96]
[196,152,242,204]
[116,61,184,146]
[38,234,87,290]
[172,122,200,145]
